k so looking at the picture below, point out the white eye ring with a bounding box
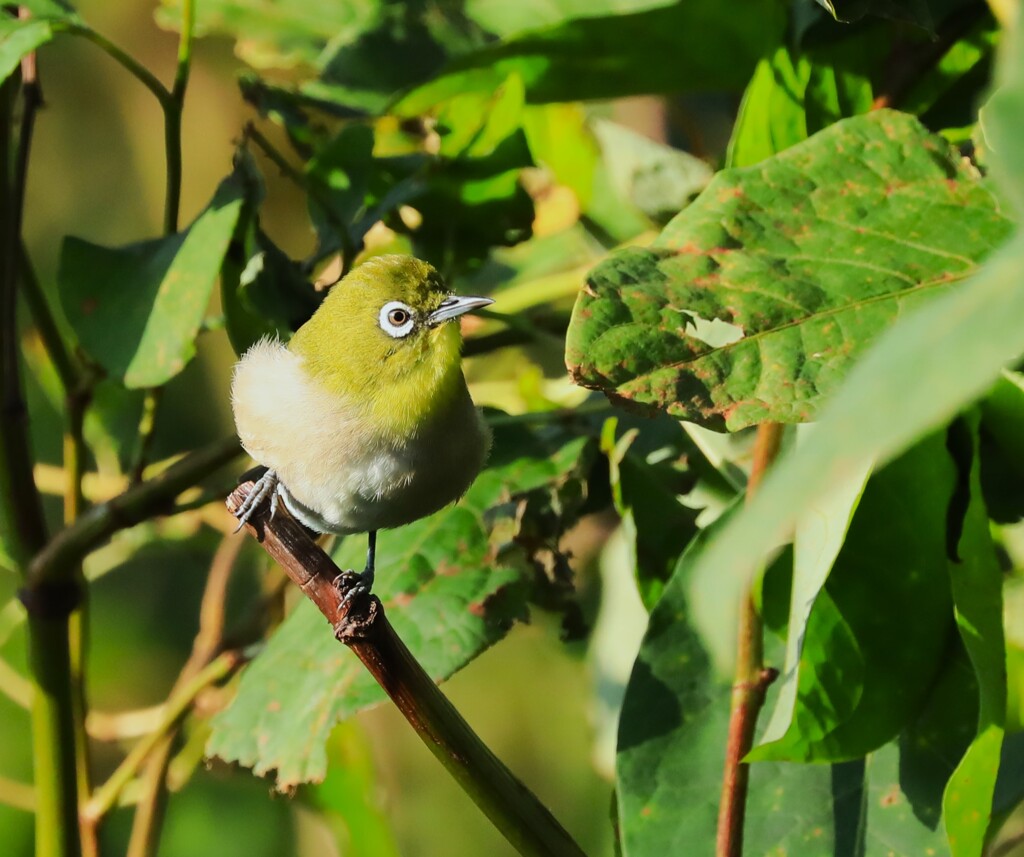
[379,301,416,338]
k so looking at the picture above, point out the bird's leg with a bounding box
[233,468,281,533]
[337,530,377,610]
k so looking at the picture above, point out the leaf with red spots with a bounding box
[566,110,1014,432]
[207,419,596,787]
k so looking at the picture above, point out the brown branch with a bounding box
[226,482,588,857]
[716,422,784,857]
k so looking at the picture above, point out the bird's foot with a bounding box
[233,468,281,533]
[333,566,375,613]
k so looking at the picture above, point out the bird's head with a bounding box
[288,255,492,425]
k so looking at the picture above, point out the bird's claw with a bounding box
[233,469,280,533]
[334,568,375,613]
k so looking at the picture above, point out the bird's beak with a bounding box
[428,295,495,326]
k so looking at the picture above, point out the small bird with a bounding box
[230,254,493,598]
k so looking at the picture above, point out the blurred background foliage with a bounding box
[3,0,1024,855]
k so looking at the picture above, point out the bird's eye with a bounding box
[378,301,416,338]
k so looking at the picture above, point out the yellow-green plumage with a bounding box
[231,254,491,538]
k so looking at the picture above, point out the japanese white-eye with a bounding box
[230,254,493,594]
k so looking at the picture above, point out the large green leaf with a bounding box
[58,173,246,388]
[566,110,1014,432]
[208,421,595,787]
[616,506,973,855]
[681,9,1024,723]
[751,433,955,762]
[464,0,675,40]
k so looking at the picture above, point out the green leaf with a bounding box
[681,19,1024,707]
[395,1,785,112]
[616,509,848,855]
[757,424,872,750]
[941,414,1006,856]
[751,433,956,762]
[727,41,876,168]
[566,110,1014,431]
[0,16,54,84]
[58,173,246,388]
[208,421,595,787]
[600,418,699,609]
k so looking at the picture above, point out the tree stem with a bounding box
[227,484,589,857]
[715,422,783,857]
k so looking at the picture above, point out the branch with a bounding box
[26,436,242,593]
[715,422,784,857]
[226,482,588,857]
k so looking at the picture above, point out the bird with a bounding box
[230,254,494,600]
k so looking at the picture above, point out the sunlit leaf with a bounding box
[567,111,1014,432]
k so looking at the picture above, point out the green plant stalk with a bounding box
[3,52,81,857]
[228,486,589,857]
[71,25,170,108]
[28,615,83,857]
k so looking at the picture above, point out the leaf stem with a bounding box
[227,484,589,857]
[70,25,171,109]
[715,421,783,857]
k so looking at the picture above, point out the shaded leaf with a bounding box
[208,421,595,787]
[58,173,246,388]
[752,433,955,762]
[395,1,785,112]
[757,423,872,748]
[978,371,1024,523]
[942,414,1006,856]
[600,418,699,610]
[816,0,935,29]
[567,110,1014,431]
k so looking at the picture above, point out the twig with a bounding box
[125,532,242,857]
[86,704,166,742]
[226,482,588,857]
[83,650,246,824]
[715,422,783,857]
